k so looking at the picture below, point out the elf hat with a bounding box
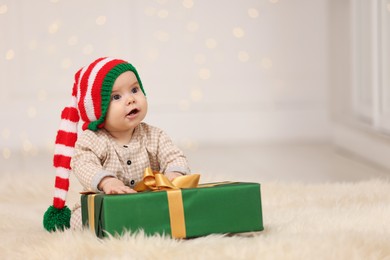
[43,57,145,232]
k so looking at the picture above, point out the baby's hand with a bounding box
[165,172,183,181]
[99,177,137,194]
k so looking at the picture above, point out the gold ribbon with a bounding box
[166,189,186,238]
[134,168,200,238]
[87,194,97,233]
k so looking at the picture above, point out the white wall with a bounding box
[329,0,390,170]
[0,0,330,156]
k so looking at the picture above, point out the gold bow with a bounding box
[134,168,200,238]
[134,168,200,192]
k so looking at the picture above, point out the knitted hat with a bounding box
[43,57,145,232]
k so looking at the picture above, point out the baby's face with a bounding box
[104,71,148,133]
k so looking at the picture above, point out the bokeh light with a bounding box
[37,89,48,102]
[191,88,203,102]
[28,40,38,50]
[187,21,199,32]
[83,44,94,55]
[27,106,37,119]
[48,21,60,34]
[96,15,107,25]
[232,27,245,38]
[157,9,169,18]
[5,49,15,60]
[1,128,10,140]
[261,58,273,69]
[2,148,11,159]
[61,58,72,69]
[199,68,211,80]
[155,30,170,42]
[68,35,79,46]
[182,0,194,9]
[248,8,259,18]
[22,139,33,152]
[145,7,156,16]
[205,38,217,49]
[238,51,250,62]
[0,4,8,15]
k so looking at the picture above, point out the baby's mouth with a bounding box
[127,108,139,116]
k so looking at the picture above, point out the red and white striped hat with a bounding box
[43,57,145,231]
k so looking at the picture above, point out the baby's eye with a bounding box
[131,87,139,94]
[111,94,121,101]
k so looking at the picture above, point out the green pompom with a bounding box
[43,206,71,232]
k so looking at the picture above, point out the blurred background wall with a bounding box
[1,0,390,172]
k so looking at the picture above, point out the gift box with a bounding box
[81,180,264,238]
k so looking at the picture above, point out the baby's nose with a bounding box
[127,95,135,104]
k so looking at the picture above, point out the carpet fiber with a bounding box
[1,172,390,259]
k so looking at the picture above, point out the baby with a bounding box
[43,57,190,231]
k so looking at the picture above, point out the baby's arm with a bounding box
[156,130,190,177]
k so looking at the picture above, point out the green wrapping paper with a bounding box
[81,182,264,238]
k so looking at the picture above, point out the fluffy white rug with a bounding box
[1,172,390,259]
